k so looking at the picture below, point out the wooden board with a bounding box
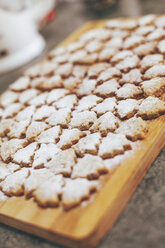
[0,20,165,248]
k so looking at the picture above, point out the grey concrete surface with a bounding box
[0,1,165,248]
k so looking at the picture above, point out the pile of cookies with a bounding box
[0,14,165,210]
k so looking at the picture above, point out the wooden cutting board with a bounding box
[0,20,165,248]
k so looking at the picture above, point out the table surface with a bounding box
[0,1,165,248]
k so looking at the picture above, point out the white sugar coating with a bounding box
[47,88,69,105]
[70,110,97,130]
[69,50,87,63]
[33,174,64,207]
[116,117,148,141]
[16,106,35,121]
[29,92,48,106]
[111,50,133,63]
[133,41,156,56]
[94,79,119,97]
[56,63,73,77]
[137,96,165,119]
[76,78,97,96]
[0,190,8,201]
[37,126,61,143]
[19,89,38,104]
[140,54,163,71]
[33,144,60,169]
[76,95,102,111]
[141,77,165,96]
[24,168,53,197]
[90,112,119,136]
[158,40,165,53]
[0,91,19,108]
[0,168,29,196]
[46,149,76,176]
[54,94,77,109]
[106,37,123,49]
[139,14,155,26]
[26,121,48,140]
[31,77,47,88]
[73,65,88,79]
[116,55,139,71]
[123,35,144,49]
[8,119,30,138]
[13,142,38,165]
[99,133,131,159]
[120,69,142,85]
[97,67,121,82]
[147,28,165,41]
[2,103,23,118]
[105,19,121,29]
[10,76,30,91]
[0,119,15,136]
[46,108,71,127]
[80,28,111,42]
[155,16,165,28]
[116,84,142,100]
[49,46,66,57]
[116,99,139,119]
[92,97,116,115]
[52,53,69,64]
[74,53,97,64]
[36,75,63,90]
[63,76,81,91]
[99,47,118,61]
[88,63,109,78]
[110,29,129,39]
[135,25,155,36]
[67,40,85,53]
[58,128,85,149]
[62,178,98,209]
[0,139,25,162]
[106,19,137,30]
[33,105,55,121]
[73,132,101,156]
[144,64,165,79]
[72,154,107,179]
[85,40,103,53]
[0,162,20,181]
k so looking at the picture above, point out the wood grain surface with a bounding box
[0,20,165,248]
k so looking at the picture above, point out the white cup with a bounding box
[0,0,55,74]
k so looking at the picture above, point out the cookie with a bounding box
[72,154,108,179]
[76,78,97,97]
[141,77,165,97]
[24,168,53,198]
[116,99,140,119]
[70,110,97,130]
[76,95,102,111]
[0,168,29,196]
[99,133,131,159]
[46,149,76,176]
[46,108,71,128]
[116,84,143,100]
[116,117,148,141]
[37,126,61,143]
[33,174,64,207]
[73,132,101,157]
[94,79,119,97]
[140,54,164,71]
[88,63,109,78]
[137,96,165,119]
[62,178,98,210]
[92,97,116,116]
[90,112,119,136]
[120,69,142,85]
[144,64,165,79]
[58,128,85,149]
[10,76,30,92]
